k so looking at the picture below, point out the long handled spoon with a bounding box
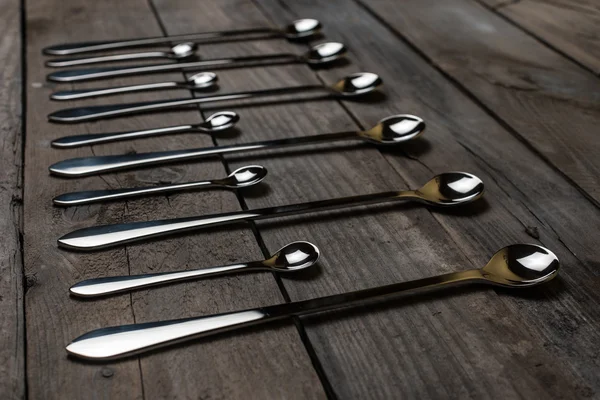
[50,110,238,148]
[47,42,347,83]
[53,165,267,207]
[47,72,382,123]
[44,19,322,55]
[69,241,319,297]
[49,113,420,177]
[56,172,484,251]
[65,244,558,360]
[50,72,218,101]
[45,42,199,68]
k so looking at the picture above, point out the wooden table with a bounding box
[2,0,599,398]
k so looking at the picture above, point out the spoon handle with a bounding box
[57,190,415,251]
[52,179,216,206]
[47,85,326,123]
[47,54,301,82]
[51,124,197,148]
[66,269,483,359]
[43,29,280,55]
[45,51,172,68]
[50,81,182,101]
[49,131,355,177]
[69,262,252,297]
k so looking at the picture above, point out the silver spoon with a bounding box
[56,172,483,251]
[43,19,322,55]
[50,110,238,148]
[49,113,419,177]
[65,244,558,360]
[50,71,218,101]
[52,165,267,207]
[45,42,199,68]
[47,72,382,124]
[69,241,319,297]
[46,42,347,83]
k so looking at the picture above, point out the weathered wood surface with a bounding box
[25,0,323,399]
[354,0,600,207]
[13,0,600,398]
[480,0,600,75]
[254,0,600,398]
[0,0,24,398]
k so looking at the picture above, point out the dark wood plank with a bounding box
[252,0,600,397]
[349,0,600,206]
[480,0,600,75]
[25,0,324,398]
[0,0,24,397]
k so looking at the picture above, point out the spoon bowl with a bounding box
[221,165,268,188]
[482,244,559,287]
[331,72,382,97]
[187,72,218,89]
[415,172,484,206]
[359,114,425,144]
[305,42,347,65]
[263,241,321,272]
[284,18,322,39]
[170,42,198,59]
[197,111,239,132]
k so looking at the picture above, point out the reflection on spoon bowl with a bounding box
[482,244,559,287]
[284,18,322,39]
[414,172,485,206]
[305,42,347,65]
[170,42,198,59]
[221,165,268,188]
[331,72,383,96]
[186,71,218,89]
[263,241,321,272]
[200,110,239,132]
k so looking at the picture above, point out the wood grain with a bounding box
[254,0,600,397]
[480,0,600,75]
[17,0,600,398]
[25,0,323,398]
[350,0,600,206]
[0,0,24,398]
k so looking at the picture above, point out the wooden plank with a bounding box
[25,0,324,398]
[480,0,600,75]
[347,0,600,206]
[0,0,24,398]
[250,0,600,397]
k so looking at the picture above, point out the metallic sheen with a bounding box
[52,165,267,206]
[56,172,483,251]
[50,71,218,101]
[50,110,238,148]
[49,113,419,176]
[69,241,319,297]
[43,19,322,55]
[47,42,346,83]
[45,42,199,67]
[65,244,558,360]
[47,72,382,123]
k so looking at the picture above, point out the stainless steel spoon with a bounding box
[50,110,238,148]
[46,42,347,83]
[50,71,218,101]
[69,241,319,297]
[65,243,558,360]
[56,172,483,251]
[47,72,381,124]
[45,42,199,68]
[49,113,419,177]
[52,165,267,207]
[43,19,322,55]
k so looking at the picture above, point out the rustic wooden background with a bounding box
[1,0,599,398]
